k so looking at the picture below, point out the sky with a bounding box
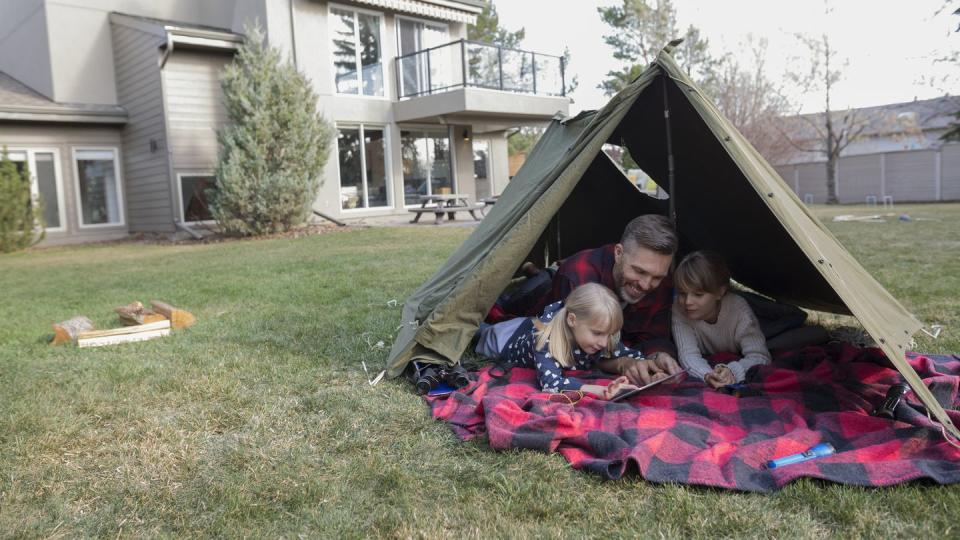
[494,0,959,115]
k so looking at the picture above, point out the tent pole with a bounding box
[661,74,677,227]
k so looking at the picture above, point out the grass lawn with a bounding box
[1,203,959,537]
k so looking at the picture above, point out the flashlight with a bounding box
[766,442,836,469]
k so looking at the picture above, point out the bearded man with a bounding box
[543,214,682,385]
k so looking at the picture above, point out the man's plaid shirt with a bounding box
[543,244,676,357]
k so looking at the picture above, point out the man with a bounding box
[543,214,682,385]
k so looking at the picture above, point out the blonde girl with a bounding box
[671,251,771,388]
[475,283,650,398]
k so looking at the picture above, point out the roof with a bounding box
[109,12,244,50]
[780,95,960,140]
[349,0,482,23]
[0,71,127,124]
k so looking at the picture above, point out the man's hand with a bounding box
[620,353,683,385]
[651,352,681,377]
[704,364,735,389]
[602,376,638,400]
[622,358,666,386]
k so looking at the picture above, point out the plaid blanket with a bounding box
[428,343,960,492]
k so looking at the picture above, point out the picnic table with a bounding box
[409,194,482,225]
[479,195,499,216]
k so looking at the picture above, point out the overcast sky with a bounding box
[495,0,959,115]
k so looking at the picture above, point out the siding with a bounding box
[0,124,128,246]
[163,50,231,216]
[836,154,881,203]
[162,50,232,222]
[110,23,175,233]
[796,162,828,203]
[942,143,960,201]
[886,150,936,203]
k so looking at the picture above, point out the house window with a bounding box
[396,17,448,96]
[330,7,384,96]
[74,149,123,226]
[337,125,389,210]
[7,149,64,230]
[178,174,217,222]
[401,130,453,205]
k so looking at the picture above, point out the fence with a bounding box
[773,143,960,203]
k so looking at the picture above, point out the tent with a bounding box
[385,45,958,439]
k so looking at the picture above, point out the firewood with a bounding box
[115,301,166,325]
[150,300,196,329]
[52,316,94,345]
[77,320,171,348]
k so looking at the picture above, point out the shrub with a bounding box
[0,148,44,252]
[212,24,333,236]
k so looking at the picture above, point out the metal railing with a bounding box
[395,39,566,99]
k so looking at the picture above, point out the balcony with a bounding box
[392,39,570,124]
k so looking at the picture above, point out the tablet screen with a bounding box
[610,369,686,402]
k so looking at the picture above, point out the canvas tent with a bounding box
[385,45,958,439]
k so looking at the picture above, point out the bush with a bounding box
[212,24,333,236]
[0,148,44,252]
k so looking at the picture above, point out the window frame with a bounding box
[5,147,67,232]
[71,146,126,229]
[327,2,389,100]
[334,122,393,213]
[175,171,218,225]
[395,15,450,97]
[400,125,456,208]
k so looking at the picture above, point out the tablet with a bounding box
[610,369,686,402]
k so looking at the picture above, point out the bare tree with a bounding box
[707,39,796,164]
[783,29,872,204]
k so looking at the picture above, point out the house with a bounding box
[772,96,960,204]
[0,0,569,244]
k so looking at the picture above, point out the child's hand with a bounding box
[602,376,639,400]
[704,364,735,389]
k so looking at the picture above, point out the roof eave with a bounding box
[0,107,128,124]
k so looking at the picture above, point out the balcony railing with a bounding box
[395,39,566,99]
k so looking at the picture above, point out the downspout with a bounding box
[289,0,299,68]
[175,221,204,239]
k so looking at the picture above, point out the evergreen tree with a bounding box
[213,24,333,236]
[597,0,716,96]
[468,1,524,48]
[0,148,44,253]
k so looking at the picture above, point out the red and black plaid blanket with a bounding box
[428,343,960,492]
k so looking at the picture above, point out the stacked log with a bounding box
[52,316,94,345]
[115,301,166,326]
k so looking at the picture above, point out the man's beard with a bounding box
[619,285,643,305]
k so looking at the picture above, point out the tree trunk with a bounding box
[825,153,839,204]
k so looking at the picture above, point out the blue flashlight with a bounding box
[766,442,836,469]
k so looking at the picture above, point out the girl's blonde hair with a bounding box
[675,250,730,295]
[534,283,623,367]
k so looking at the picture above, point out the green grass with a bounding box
[1,204,959,537]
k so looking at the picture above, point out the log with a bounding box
[150,300,196,329]
[52,316,94,345]
[115,301,166,326]
[77,320,171,348]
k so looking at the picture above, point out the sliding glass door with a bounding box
[401,130,453,205]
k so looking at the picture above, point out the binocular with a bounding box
[415,363,470,395]
[871,383,909,419]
